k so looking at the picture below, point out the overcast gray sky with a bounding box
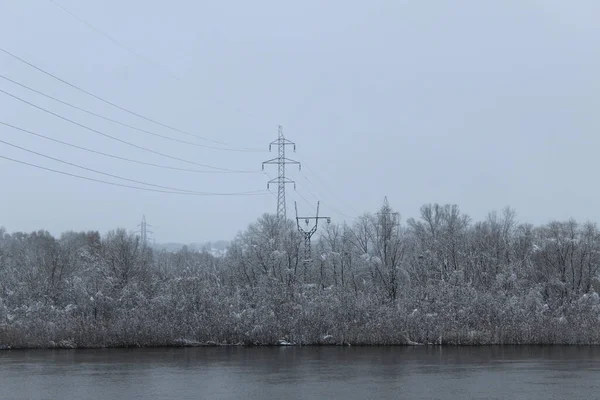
[1,0,599,243]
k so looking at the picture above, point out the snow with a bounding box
[271,250,284,257]
[277,339,296,346]
[2,206,600,348]
[173,338,203,347]
[64,304,77,313]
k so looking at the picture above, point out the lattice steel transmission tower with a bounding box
[137,215,153,248]
[295,201,331,264]
[376,197,400,228]
[262,125,300,219]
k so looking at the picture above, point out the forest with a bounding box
[1,201,600,348]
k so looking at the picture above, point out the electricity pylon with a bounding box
[262,125,300,220]
[137,215,153,248]
[376,196,400,229]
[295,201,331,264]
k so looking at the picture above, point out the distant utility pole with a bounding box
[376,197,400,228]
[295,201,331,264]
[137,215,154,248]
[262,125,301,220]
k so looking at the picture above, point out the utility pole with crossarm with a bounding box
[295,201,331,265]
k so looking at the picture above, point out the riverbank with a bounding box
[0,315,600,350]
[3,213,600,351]
[3,285,600,349]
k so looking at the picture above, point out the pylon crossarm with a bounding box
[268,177,295,185]
[262,125,304,220]
[269,138,296,147]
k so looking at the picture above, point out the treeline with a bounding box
[1,201,600,348]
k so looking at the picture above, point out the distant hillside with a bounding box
[152,240,230,254]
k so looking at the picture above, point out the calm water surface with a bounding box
[1,346,599,399]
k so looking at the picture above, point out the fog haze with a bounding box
[1,0,598,243]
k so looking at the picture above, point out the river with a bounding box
[1,346,599,399]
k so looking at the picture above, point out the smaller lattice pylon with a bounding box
[137,214,154,247]
[295,201,331,264]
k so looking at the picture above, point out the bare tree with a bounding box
[101,229,145,290]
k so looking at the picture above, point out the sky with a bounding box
[0,0,599,243]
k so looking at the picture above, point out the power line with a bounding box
[289,174,354,221]
[294,188,318,214]
[0,46,262,151]
[264,153,356,222]
[302,163,361,216]
[0,137,258,195]
[274,161,355,221]
[48,0,181,82]
[0,87,258,173]
[296,179,353,221]
[0,154,269,196]
[264,169,314,214]
[299,179,320,203]
[0,121,257,174]
[0,73,264,153]
[298,175,355,220]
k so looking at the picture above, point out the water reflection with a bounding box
[1,346,599,400]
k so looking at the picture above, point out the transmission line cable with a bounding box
[299,180,320,203]
[294,179,353,221]
[262,154,357,221]
[0,47,263,152]
[0,121,257,174]
[0,154,269,196]
[48,0,180,82]
[0,138,262,195]
[298,175,355,220]
[0,88,258,173]
[264,170,316,214]
[0,74,263,153]
[267,189,277,201]
[294,190,318,213]
[276,164,355,220]
[302,163,360,216]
